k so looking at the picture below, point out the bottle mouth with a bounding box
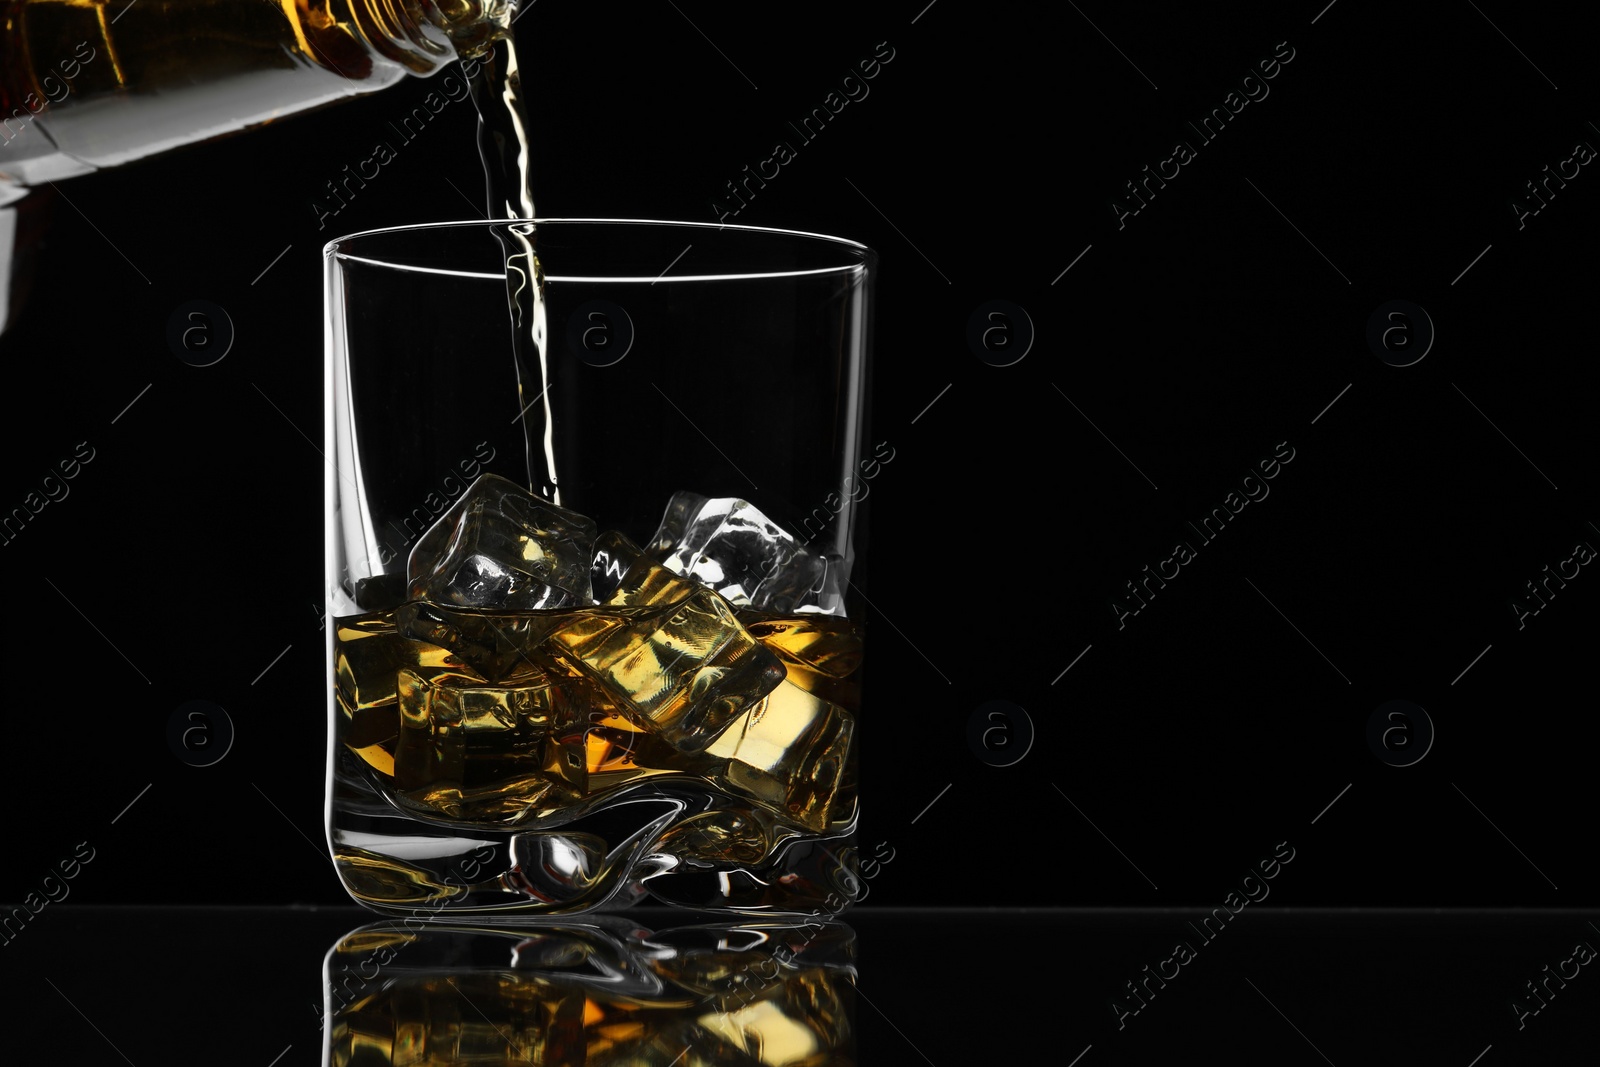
[350,0,514,73]
[428,0,518,58]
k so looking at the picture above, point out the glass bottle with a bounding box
[0,0,514,198]
[0,0,515,328]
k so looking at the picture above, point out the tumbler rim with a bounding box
[323,217,874,282]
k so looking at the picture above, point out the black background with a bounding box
[3,0,1596,919]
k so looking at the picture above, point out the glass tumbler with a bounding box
[324,219,875,917]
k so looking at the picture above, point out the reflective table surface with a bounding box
[2,907,1595,1062]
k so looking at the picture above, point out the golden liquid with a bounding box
[336,600,860,835]
[465,34,562,502]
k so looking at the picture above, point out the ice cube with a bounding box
[740,612,864,709]
[392,666,587,822]
[396,599,618,684]
[334,610,476,776]
[646,492,844,616]
[407,473,597,610]
[705,681,855,833]
[335,611,475,719]
[396,593,744,778]
[554,531,786,753]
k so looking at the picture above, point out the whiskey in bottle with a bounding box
[0,0,517,201]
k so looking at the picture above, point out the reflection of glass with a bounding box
[325,221,875,917]
[321,918,857,1065]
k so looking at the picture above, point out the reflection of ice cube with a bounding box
[646,492,844,616]
[408,473,597,610]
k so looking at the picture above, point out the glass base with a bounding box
[329,747,859,917]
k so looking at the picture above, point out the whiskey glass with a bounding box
[324,219,875,917]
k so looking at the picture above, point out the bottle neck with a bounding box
[343,0,516,74]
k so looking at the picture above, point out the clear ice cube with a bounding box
[646,492,845,616]
[407,473,597,610]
